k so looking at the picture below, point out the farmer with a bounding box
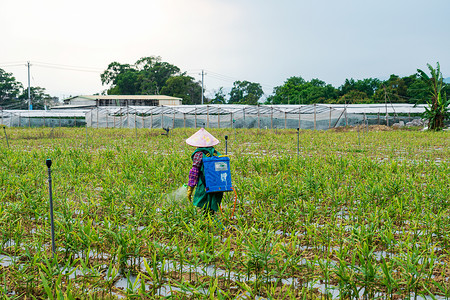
[186,128,223,215]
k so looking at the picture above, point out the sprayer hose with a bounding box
[219,187,238,221]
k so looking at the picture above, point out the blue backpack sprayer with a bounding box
[203,135,238,219]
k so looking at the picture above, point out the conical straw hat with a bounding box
[186,128,220,147]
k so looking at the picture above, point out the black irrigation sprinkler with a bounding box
[85,124,88,148]
[46,159,56,258]
[357,122,361,146]
[3,126,9,148]
[232,119,236,142]
[225,135,228,155]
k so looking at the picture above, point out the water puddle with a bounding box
[0,254,17,267]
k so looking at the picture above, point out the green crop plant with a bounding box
[0,127,448,298]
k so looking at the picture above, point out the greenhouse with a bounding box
[0,110,87,127]
[1,103,433,129]
[84,104,429,130]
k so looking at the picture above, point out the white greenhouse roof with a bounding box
[87,104,431,115]
[1,103,439,118]
[3,110,87,117]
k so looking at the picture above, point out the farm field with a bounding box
[0,127,449,299]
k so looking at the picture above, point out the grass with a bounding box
[0,127,449,299]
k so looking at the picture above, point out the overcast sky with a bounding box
[1,0,449,100]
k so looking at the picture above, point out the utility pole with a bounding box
[383,85,388,126]
[200,70,206,105]
[27,61,32,110]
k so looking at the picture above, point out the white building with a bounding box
[56,95,182,109]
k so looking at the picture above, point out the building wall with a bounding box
[159,99,182,106]
[65,96,182,107]
[69,97,96,106]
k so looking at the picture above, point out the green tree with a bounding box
[403,74,433,104]
[339,78,380,98]
[373,75,408,103]
[304,79,338,103]
[229,81,263,105]
[333,90,370,104]
[417,62,450,131]
[266,76,306,104]
[160,75,202,104]
[19,87,55,110]
[210,87,227,104]
[266,76,337,104]
[100,62,132,87]
[136,57,180,94]
[108,70,140,95]
[100,56,181,95]
[0,68,23,109]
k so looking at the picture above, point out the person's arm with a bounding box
[187,152,203,200]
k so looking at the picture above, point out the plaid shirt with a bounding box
[188,151,204,187]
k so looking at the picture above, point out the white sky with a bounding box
[1,0,449,100]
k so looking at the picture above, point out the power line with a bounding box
[33,64,102,73]
[0,64,25,68]
[0,60,26,65]
[33,61,103,71]
[205,69,275,90]
[1,61,104,73]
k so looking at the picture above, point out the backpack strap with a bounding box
[200,149,218,158]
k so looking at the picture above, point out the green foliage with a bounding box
[266,76,338,104]
[19,86,56,110]
[372,75,408,103]
[334,90,370,104]
[210,87,227,104]
[0,68,55,110]
[267,69,449,105]
[160,75,202,105]
[229,80,264,104]
[0,128,449,298]
[339,78,381,98]
[417,62,450,130]
[0,68,23,109]
[100,56,183,96]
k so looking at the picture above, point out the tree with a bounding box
[417,62,450,130]
[19,87,55,110]
[266,76,306,104]
[403,74,437,104]
[339,78,380,98]
[108,70,140,95]
[160,75,202,104]
[266,76,338,105]
[0,68,23,109]
[100,56,181,95]
[100,62,132,87]
[210,87,227,104]
[332,90,370,104]
[229,81,263,105]
[373,75,408,103]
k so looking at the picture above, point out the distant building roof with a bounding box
[63,95,182,101]
[60,95,183,108]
